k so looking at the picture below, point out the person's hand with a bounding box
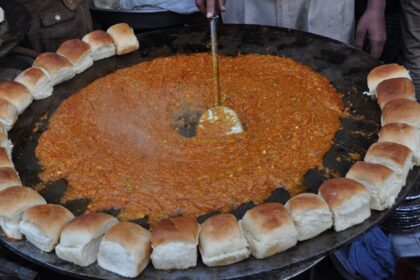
[355,0,386,59]
[195,0,226,18]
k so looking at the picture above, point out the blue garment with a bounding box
[119,0,199,14]
[335,227,396,280]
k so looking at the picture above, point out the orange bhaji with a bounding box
[36,54,344,223]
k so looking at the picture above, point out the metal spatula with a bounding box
[196,15,244,138]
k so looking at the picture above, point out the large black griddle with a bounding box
[1,24,419,279]
[0,0,30,57]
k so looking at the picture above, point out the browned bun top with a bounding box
[244,203,291,230]
[347,161,394,185]
[103,222,150,249]
[366,141,412,166]
[0,81,30,97]
[376,78,415,107]
[151,216,199,245]
[33,52,72,74]
[0,186,46,218]
[0,98,17,119]
[379,122,417,145]
[107,23,133,38]
[16,67,46,86]
[62,212,115,232]
[0,148,12,168]
[286,193,328,213]
[57,39,91,63]
[368,64,409,86]
[84,30,114,47]
[200,214,240,241]
[0,167,20,184]
[319,177,368,209]
[22,204,74,237]
[382,98,420,125]
[380,122,415,136]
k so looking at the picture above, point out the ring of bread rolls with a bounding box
[0,23,417,278]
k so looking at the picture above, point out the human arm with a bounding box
[195,0,225,18]
[355,0,386,59]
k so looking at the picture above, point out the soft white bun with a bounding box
[240,203,298,258]
[82,30,116,61]
[0,98,18,131]
[376,78,416,109]
[33,52,75,86]
[0,81,33,114]
[151,216,200,270]
[0,186,46,239]
[0,167,21,191]
[284,194,333,241]
[382,99,420,129]
[0,148,13,168]
[364,141,413,185]
[57,39,93,74]
[199,214,249,267]
[18,204,74,252]
[15,67,53,100]
[346,161,402,210]
[55,213,118,267]
[0,124,11,158]
[107,23,139,55]
[98,222,151,278]
[367,64,411,97]
[319,178,370,232]
[379,123,420,165]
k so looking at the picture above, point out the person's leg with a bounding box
[400,0,420,98]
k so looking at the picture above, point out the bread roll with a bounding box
[0,123,11,157]
[107,23,139,55]
[18,204,74,252]
[150,216,200,270]
[382,99,420,129]
[379,123,420,165]
[55,212,118,267]
[82,30,116,61]
[319,178,370,231]
[0,186,46,239]
[376,78,416,109]
[0,167,21,191]
[284,194,333,241]
[0,81,33,114]
[367,64,411,97]
[98,222,151,278]
[33,52,75,86]
[0,98,18,131]
[57,39,93,74]
[14,67,53,100]
[346,161,402,210]
[364,141,413,185]
[199,214,249,267]
[241,203,298,258]
[0,148,13,168]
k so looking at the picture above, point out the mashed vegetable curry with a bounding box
[36,54,344,223]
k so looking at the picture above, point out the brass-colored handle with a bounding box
[210,15,221,107]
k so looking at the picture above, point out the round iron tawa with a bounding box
[1,24,419,279]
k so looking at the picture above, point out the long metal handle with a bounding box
[210,15,221,106]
